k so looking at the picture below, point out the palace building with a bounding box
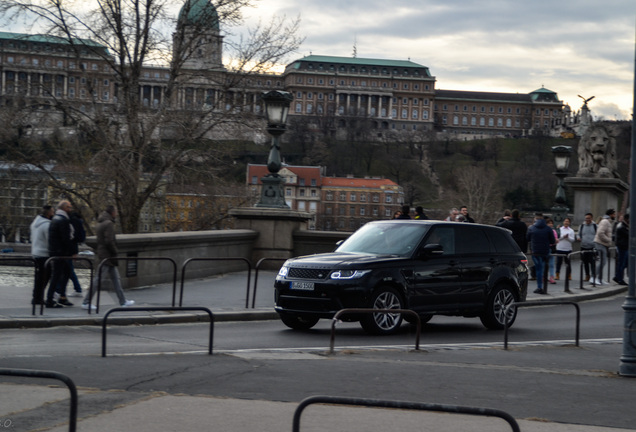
[0,0,569,141]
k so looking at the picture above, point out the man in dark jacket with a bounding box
[501,209,528,252]
[82,205,134,310]
[613,213,629,285]
[526,213,555,294]
[45,200,74,308]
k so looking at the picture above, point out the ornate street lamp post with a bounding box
[550,145,572,225]
[619,26,636,377]
[255,90,293,208]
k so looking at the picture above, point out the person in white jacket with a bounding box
[555,217,576,280]
[30,205,54,305]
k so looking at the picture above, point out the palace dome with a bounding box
[178,0,219,31]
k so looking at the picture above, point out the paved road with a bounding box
[0,265,634,432]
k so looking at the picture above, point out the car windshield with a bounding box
[336,222,430,256]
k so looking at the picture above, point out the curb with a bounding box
[0,310,280,329]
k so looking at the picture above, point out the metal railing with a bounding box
[251,257,287,308]
[503,300,580,350]
[89,257,177,314]
[179,257,252,308]
[329,308,421,354]
[0,368,78,432]
[101,306,214,357]
[293,395,520,432]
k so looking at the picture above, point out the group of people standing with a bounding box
[29,201,134,310]
[523,208,629,294]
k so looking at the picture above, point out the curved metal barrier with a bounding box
[252,257,287,308]
[330,308,421,354]
[0,368,78,432]
[293,395,520,432]
[503,300,580,350]
[101,306,214,357]
[90,257,177,314]
[179,257,251,308]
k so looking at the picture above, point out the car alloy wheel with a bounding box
[481,285,517,330]
[360,287,404,335]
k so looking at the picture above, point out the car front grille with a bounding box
[287,268,330,280]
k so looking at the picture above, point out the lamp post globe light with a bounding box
[255,90,293,208]
[550,145,572,225]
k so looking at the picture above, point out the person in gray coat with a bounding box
[30,205,54,305]
[82,205,134,310]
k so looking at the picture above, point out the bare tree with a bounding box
[453,165,503,223]
[0,0,303,233]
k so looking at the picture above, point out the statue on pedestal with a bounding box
[576,123,618,178]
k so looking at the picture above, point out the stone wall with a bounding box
[81,228,351,288]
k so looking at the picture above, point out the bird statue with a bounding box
[578,95,595,107]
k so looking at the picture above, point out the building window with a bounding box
[360,208,366,216]
[361,194,367,202]
[299,189,305,197]
[350,193,356,202]
[326,192,333,200]
[295,102,302,113]
[339,192,346,201]
[385,195,393,203]
[311,189,317,197]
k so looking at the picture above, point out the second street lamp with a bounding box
[551,145,572,225]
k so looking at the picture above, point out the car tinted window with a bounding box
[488,228,520,253]
[336,222,430,256]
[424,226,456,255]
[456,226,491,254]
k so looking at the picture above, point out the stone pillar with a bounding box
[229,208,311,267]
[564,177,629,225]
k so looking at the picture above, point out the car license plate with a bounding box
[291,281,314,291]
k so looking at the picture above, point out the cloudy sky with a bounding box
[241,0,635,120]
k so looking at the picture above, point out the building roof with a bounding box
[0,31,106,50]
[322,177,399,189]
[286,55,433,77]
[435,89,533,103]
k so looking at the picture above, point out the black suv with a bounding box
[274,220,528,334]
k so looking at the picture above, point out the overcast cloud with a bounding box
[242,0,635,120]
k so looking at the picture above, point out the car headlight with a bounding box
[330,269,371,280]
[277,265,289,278]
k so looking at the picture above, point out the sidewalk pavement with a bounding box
[0,266,628,329]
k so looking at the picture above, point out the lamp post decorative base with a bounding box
[255,174,289,209]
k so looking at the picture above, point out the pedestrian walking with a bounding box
[45,200,75,308]
[82,205,134,310]
[29,205,54,306]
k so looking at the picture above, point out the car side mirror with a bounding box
[419,243,443,258]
